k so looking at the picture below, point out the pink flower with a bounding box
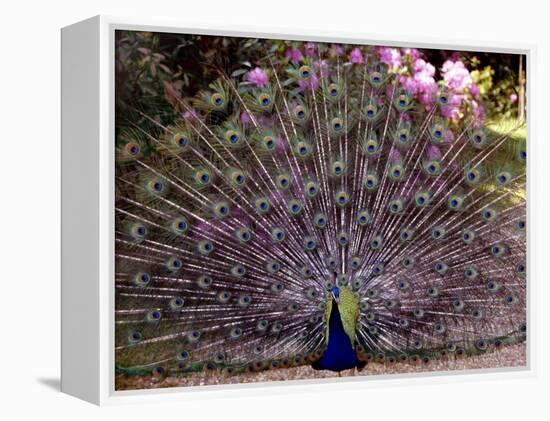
[469,83,480,98]
[182,109,199,120]
[275,136,286,155]
[400,75,419,95]
[304,42,318,57]
[413,59,435,77]
[510,93,518,103]
[442,60,472,91]
[315,60,329,78]
[426,145,443,160]
[378,47,402,67]
[440,93,466,120]
[399,58,437,106]
[402,48,420,61]
[285,48,303,63]
[449,52,461,61]
[439,95,461,119]
[440,106,459,120]
[330,44,344,57]
[298,73,320,90]
[471,100,485,126]
[240,112,252,124]
[349,47,364,64]
[389,147,402,161]
[246,67,269,87]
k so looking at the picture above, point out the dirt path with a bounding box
[116,342,526,391]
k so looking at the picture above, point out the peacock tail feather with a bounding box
[114,40,526,380]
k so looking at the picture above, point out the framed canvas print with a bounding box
[61,16,531,405]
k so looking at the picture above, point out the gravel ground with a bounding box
[115,342,526,391]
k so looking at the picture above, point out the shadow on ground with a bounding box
[37,377,60,392]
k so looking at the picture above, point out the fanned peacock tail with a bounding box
[115,41,526,380]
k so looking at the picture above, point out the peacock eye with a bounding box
[127,143,139,155]
[211,93,224,106]
[299,66,311,79]
[304,236,317,250]
[259,93,271,106]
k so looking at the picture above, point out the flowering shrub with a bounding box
[376,47,484,124]
[270,42,489,126]
[115,32,524,136]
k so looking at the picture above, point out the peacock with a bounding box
[114,39,526,387]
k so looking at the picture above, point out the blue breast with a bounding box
[312,299,358,372]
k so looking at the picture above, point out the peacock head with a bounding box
[331,286,340,304]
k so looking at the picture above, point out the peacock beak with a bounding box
[331,291,340,305]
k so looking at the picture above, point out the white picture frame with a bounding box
[61,15,535,405]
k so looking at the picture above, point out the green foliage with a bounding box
[467,55,524,120]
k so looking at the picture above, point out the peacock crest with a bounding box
[114,34,526,389]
